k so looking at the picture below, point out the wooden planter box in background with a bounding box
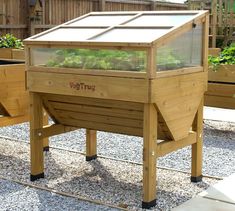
[208,48,221,57]
[0,61,49,149]
[0,48,25,60]
[0,64,29,126]
[205,65,235,109]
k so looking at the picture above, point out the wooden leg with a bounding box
[142,104,157,209]
[191,98,203,182]
[43,110,49,151]
[30,92,44,181]
[86,129,97,161]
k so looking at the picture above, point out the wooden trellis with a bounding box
[188,0,235,47]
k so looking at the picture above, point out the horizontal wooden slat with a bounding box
[12,49,25,60]
[156,132,196,157]
[206,83,235,98]
[27,71,149,103]
[0,49,12,59]
[208,65,235,83]
[61,118,142,137]
[0,24,27,29]
[205,82,235,109]
[51,101,143,120]
[35,124,78,139]
[41,93,144,111]
[39,93,144,137]
[29,66,147,79]
[208,48,221,56]
[56,110,143,128]
[204,95,235,109]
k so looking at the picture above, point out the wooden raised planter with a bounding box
[0,48,25,60]
[0,62,29,126]
[24,11,209,208]
[0,58,48,149]
[205,65,235,109]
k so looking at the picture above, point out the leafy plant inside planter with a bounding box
[0,34,23,49]
[46,48,185,72]
[156,48,183,71]
[208,44,235,71]
[46,49,146,71]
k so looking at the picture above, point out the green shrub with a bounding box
[208,44,235,70]
[0,33,23,49]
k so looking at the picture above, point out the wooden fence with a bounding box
[189,0,235,47]
[0,0,187,39]
[0,0,29,38]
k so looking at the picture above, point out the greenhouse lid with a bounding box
[24,11,208,47]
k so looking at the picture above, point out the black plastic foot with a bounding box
[142,199,156,209]
[30,173,44,181]
[191,175,202,182]
[86,155,97,161]
[43,146,49,152]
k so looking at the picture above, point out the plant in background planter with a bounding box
[205,44,235,109]
[0,34,24,60]
[208,44,235,71]
[0,33,23,49]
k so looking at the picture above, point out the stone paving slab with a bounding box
[173,173,235,210]
[204,106,235,123]
[199,173,235,204]
[172,196,235,211]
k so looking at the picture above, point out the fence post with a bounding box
[211,0,217,47]
[2,0,7,25]
[150,1,156,10]
[99,0,106,11]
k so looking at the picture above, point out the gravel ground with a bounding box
[0,120,234,177]
[0,178,116,211]
[0,119,234,210]
[0,138,219,210]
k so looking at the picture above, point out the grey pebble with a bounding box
[0,119,234,210]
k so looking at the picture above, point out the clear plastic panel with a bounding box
[68,15,134,26]
[31,48,146,72]
[156,24,202,71]
[124,14,195,27]
[33,28,104,41]
[92,28,169,42]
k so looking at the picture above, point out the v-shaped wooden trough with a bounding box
[24,11,209,209]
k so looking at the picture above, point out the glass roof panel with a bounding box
[68,15,134,26]
[124,14,194,27]
[33,28,104,41]
[91,28,169,43]
[27,11,205,44]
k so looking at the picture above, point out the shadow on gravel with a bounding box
[49,159,203,209]
[52,159,143,207]
[193,180,212,189]
[0,154,30,181]
[0,179,25,197]
[204,128,235,139]
[44,152,64,180]
[203,137,235,150]
[0,151,63,183]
